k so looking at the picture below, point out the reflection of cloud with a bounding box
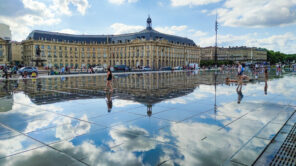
[109,125,156,152]
[113,100,139,107]
[164,98,187,104]
[0,146,82,166]
[0,135,31,158]
[55,115,91,140]
[170,122,239,165]
[168,98,294,165]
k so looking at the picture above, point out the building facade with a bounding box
[22,17,200,69]
[201,46,267,62]
[11,42,23,65]
[0,38,10,66]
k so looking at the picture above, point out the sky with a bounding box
[0,0,295,54]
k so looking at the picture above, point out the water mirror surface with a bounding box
[0,70,295,166]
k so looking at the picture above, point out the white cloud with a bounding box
[113,99,140,107]
[155,25,188,35]
[197,32,296,54]
[170,0,222,7]
[0,0,89,41]
[216,0,296,27]
[193,30,207,37]
[110,23,144,34]
[50,0,90,16]
[201,9,208,13]
[158,1,164,6]
[108,0,138,5]
[56,29,80,34]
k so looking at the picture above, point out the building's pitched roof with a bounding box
[26,17,196,46]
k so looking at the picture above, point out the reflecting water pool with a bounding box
[0,70,295,166]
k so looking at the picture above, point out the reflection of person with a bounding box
[106,91,113,112]
[264,66,268,95]
[236,78,243,104]
[105,68,113,92]
[2,80,9,95]
[225,77,237,85]
[37,80,42,91]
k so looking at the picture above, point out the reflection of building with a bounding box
[22,17,200,69]
[11,72,201,105]
[0,97,13,112]
[201,46,267,62]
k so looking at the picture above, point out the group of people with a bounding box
[0,65,20,79]
[224,62,269,104]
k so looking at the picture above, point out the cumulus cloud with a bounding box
[108,0,138,5]
[197,32,296,54]
[110,23,144,34]
[113,99,140,107]
[56,29,81,34]
[216,0,296,27]
[155,25,188,35]
[0,0,89,41]
[193,30,207,37]
[170,0,222,7]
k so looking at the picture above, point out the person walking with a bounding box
[2,65,9,79]
[237,62,243,81]
[105,68,113,92]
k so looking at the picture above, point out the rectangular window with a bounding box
[41,45,44,49]
[0,50,3,57]
[0,45,2,48]
[103,49,107,58]
[48,45,51,50]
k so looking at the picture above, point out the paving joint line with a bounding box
[0,122,90,166]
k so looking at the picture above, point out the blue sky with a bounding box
[0,0,295,53]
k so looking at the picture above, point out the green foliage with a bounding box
[267,50,296,64]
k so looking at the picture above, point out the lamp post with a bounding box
[214,13,218,115]
[215,13,218,67]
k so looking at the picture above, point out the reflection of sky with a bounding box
[0,72,295,165]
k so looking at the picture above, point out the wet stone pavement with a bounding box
[0,70,295,166]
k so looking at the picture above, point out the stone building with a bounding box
[0,38,10,66]
[22,17,200,69]
[201,46,267,62]
[0,23,12,66]
[11,42,23,65]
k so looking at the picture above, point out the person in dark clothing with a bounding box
[264,66,268,95]
[2,66,8,79]
[106,91,113,112]
[105,68,113,91]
